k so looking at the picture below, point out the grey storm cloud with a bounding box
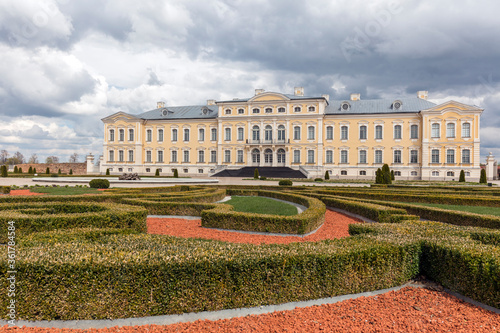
[0,0,499,161]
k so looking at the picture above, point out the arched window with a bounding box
[183,128,190,141]
[308,106,315,112]
[119,129,125,141]
[341,126,348,140]
[109,129,115,141]
[307,126,315,140]
[278,107,285,113]
[277,148,285,164]
[171,129,178,142]
[410,125,418,139]
[146,129,152,142]
[264,149,273,164]
[277,125,285,142]
[326,126,333,140]
[128,129,134,141]
[225,109,231,115]
[447,123,455,138]
[252,149,260,164]
[359,125,367,140]
[394,125,402,139]
[375,125,383,139]
[293,126,301,140]
[431,123,440,138]
[158,129,164,142]
[265,125,273,141]
[252,125,260,141]
[294,106,301,112]
[462,123,471,138]
[265,107,272,113]
[252,108,260,114]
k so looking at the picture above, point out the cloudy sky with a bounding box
[0,0,499,163]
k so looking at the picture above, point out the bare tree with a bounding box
[69,153,79,163]
[8,151,25,165]
[45,156,59,164]
[0,150,8,164]
[28,153,39,164]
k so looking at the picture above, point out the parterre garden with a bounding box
[0,184,499,321]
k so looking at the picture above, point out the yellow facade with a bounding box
[101,89,483,180]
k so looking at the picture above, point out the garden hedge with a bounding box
[202,190,326,234]
[0,186,10,194]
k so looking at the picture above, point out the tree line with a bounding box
[0,150,80,165]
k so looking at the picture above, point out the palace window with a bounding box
[447,123,455,138]
[128,150,134,162]
[293,126,301,140]
[183,129,190,142]
[198,128,205,141]
[225,128,231,141]
[394,125,402,139]
[118,150,124,162]
[341,126,348,140]
[308,106,315,112]
[432,171,440,177]
[278,107,285,113]
[410,125,418,139]
[119,129,125,141]
[293,150,300,163]
[359,125,367,140]
[252,149,260,163]
[307,126,315,140]
[326,150,333,164]
[294,106,301,112]
[183,150,189,163]
[447,171,455,177]
[431,123,440,138]
[265,125,273,141]
[237,150,244,163]
[394,171,401,176]
[211,128,217,141]
[393,150,402,163]
[277,149,285,163]
[326,126,333,140]
[277,125,285,141]
[410,150,418,164]
[375,150,382,164]
[210,151,217,163]
[431,149,440,163]
[341,170,347,175]
[198,150,204,163]
[224,150,231,163]
[307,150,314,163]
[462,149,471,164]
[128,129,134,141]
[146,151,152,163]
[446,149,455,164]
[109,150,114,162]
[375,125,383,139]
[109,129,115,141]
[359,150,367,164]
[225,109,231,115]
[340,150,348,164]
[252,108,260,114]
[158,129,164,142]
[265,107,273,113]
[265,149,273,163]
[359,170,367,176]
[171,151,177,163]
[462,123,471,138]
[157,151,164,163]
[237,128,244,141]
[172,129,177,142]
[253,126,260,141]
[238,108,245,114]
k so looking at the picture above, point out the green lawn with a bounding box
[406,202,500,217]
[224,196,298,216]
[30,187,102,195]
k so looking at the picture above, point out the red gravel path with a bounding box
[8,189,44,196]
[1,287,498,332]
[147,209,359,244]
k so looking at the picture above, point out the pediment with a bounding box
[101,112,140,123]
[248,92,290,103]
[423,101,483,114]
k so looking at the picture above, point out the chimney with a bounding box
[350,93,360,101]
[255,89,265,95]
[417,91,428,100]
[157,101,165,109]
[322,94,330,102]
[207,99,216,106]
[294,87,304,96]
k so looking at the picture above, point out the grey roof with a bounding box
[325,97,436,115]
[217,93,326,103]
[137,105,218,120]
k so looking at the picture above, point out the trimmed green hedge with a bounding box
[0,202,147,242]
[0,186,10,194]
[1,230,419,320]
[202,190,326,234]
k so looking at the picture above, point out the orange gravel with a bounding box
[8,189,44,196]
[147,209,359,244]
[1,287,498,332]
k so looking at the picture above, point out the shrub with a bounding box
[254,168,259,179]
[33,168,36,174]
[459,170,465,182]
[325,171,330,180]
[173,169,179,178]
[382,164,392,185]
[480,168,487,184]
[58,169,61,174]
[260,176,267,180]
[390,170,395,180]
[89,179,110,189]
[1,165,7,178]
[14,166,18,173]
[155,169,160,177]
[69,169,73,175]
[105,168,110,176]
[279,179,293,186]
[314,178,323,182]
[28,166,33,174]
[50,174,58,178]
[46,167,50,174]
[375,168,383,184]
[0,186,10,194]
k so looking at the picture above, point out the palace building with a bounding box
[101,88,483,180]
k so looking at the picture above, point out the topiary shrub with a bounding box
[69,169,73,175]
[14,166,18,173]
[1,165,7,178]
[480,168,487,184]
[375,168,383,184]
[173,169,179,178]
[51,174,58,177]
[325,171,330,180]
[18,168,22,174]
[260,176,267,180]
[46,167,50,174]
[155,169,160,177]
[28,166,33,174]
[89,179,110,189]
[58,169,61,174]
[459,170,465,182]
[279,179,293,186]
[106,168,110,176]
[254,168,259,179]
[33,168,37,174]
[314,178,323,182]
[382,164,392,185]
[391,170,395,181]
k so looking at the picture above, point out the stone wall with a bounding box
[14,163,87,175]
